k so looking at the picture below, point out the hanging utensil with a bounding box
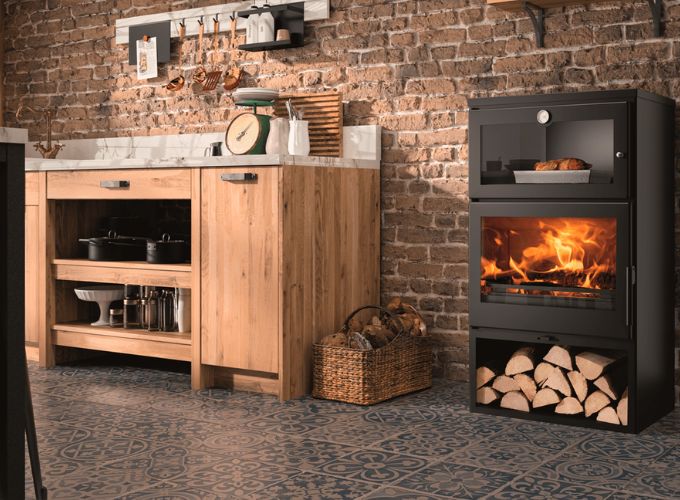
[191,18,207,90]
[165,21,186,92]
[223,14,243,91]
[201,16,223,91]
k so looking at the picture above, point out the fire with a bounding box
[481,217,616,293]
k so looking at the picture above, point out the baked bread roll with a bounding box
[534,160,560,171]
[534,158,591,171]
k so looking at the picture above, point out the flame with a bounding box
[481,217,616,295]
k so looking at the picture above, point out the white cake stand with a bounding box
[74,285,125,326]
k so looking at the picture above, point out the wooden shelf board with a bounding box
[53,259,192,288]
[52,322,192,362]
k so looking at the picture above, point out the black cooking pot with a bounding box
[147,233,188,264]
[79,230,150,261]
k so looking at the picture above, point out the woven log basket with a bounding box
[312,305,432,405]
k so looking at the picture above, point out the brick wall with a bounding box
[4,0,680,393]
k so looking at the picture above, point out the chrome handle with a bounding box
[616,151,626,159]
[100,180,130,189]
[220,173,257,182]
[625,266,630,327]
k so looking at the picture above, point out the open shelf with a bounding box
[52,259,192,288]
[238,39,301,52]
[237,1,304,52]
[52,322,191,362]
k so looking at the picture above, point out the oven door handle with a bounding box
[625,266,632,327]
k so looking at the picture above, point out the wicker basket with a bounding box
[312,305,432,405]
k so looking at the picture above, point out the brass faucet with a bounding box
[16,105,65,159]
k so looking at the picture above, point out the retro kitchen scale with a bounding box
[225,88,278,155]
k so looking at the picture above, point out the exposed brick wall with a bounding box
[4,0,680,393]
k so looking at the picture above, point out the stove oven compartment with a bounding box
[469,201,631,339]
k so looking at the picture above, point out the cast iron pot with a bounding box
[146,233,188,264]
[79,231,150,261]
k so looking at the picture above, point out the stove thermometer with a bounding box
[536,109,551,124]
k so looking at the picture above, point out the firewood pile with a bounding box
[476,345,628,426]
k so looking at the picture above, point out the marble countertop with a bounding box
[25,154,380,171]
[0,127,28,144]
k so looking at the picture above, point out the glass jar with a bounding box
[146,290,159,331]
[109,308,124,328]
[123,298,140,329]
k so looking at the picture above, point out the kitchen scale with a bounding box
[225,99,274,155]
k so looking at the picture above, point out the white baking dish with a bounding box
[514,170,591,184]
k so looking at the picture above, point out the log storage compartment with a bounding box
[473,335,630,429]
[468,90,675,433]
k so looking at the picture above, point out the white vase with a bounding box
[266,118,290,154]
[176,288,191,333]
[288,120,310,156]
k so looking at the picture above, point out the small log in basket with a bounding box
[312,303,432,405]
[477,345,627,426]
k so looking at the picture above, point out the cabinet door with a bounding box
[201,168,280,373]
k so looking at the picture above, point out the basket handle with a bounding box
[341,305,405,341]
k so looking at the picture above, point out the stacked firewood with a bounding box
[476,345,627,425]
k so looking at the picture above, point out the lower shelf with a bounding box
[52,322,191,362]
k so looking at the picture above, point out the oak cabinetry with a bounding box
[27,162,380,399]
[25,173,40,353]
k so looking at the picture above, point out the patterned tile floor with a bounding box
[24,357,680,499]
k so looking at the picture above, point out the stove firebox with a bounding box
[468,90,675,432]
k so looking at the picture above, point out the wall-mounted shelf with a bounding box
[237,3,304,52]
[115,0,326,44]
[488,0,664,47]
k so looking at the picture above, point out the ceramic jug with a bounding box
[266,118,290,154]
[288,120,310,156]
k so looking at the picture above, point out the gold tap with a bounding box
[16,105,65,159]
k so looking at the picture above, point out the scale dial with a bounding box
[226,113,264,155]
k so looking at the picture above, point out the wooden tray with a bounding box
[274,90,343,158]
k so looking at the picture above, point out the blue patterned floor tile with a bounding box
[446,437,560,474]
[396,461,516,498]
[413,412,514,441]
[320,449,428,483]
[576,435,670,462]
[304,413,405,447]
[248,471,378,499]
[606,492,669,500]
[530,450,648,491]
[373,425,476,458]
[116,481,225,499]
[488,475,614,499]
[245,437,358,470]
[362,406,443,425]
[362,485,445,499]
[245,408,339,435]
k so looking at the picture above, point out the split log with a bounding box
[567,370,588,403]
[596,406,620,425]
[492,375,521,393]
[534,362,554,385]
[544,345,573,371]
[476,386,500,405]
[513,373,537,402]
[500,391,530,412]
[543,367,572,397]
[575,352,617,381]
[617,388,628,426]
[555,397,584,415]
[505,347,535,376]
[585,390,611,417]
[476,366,496,389]
[533,387,561,408]
[594,374,618,400]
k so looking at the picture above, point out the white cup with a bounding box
[288,120,310,156]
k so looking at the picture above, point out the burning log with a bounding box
[534,362,554,385]
[567,370,588,403]
[596,406,620,425]
[575,351,618,381]
[617,388,628,426]
[594,374,618,400]
[544,345,573,371]
[585,390,611,417]
[500,391,530,412]
[555,397,584,415]
[513,373,537,402]
[492,375,521,393]
[505,347,535,376]
[476,386,500,405]
[476,366,497,389]
[533,387,561,408]
[543,367,572,397]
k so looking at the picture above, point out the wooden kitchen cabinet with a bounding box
[24,173,40,351]
[201,167,280,374]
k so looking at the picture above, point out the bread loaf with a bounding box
[534,158,591,171]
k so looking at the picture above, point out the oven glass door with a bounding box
[470,202,631,339]
[469,102,628,199]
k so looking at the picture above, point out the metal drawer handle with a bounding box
[100,180,130,189]
[221,173,258,182]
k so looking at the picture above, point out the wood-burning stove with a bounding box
[468,90,675,432]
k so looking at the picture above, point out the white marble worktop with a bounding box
[0,127,28,144]
[25,154,380,171]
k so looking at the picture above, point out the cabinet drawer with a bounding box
[47,169,191,199]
